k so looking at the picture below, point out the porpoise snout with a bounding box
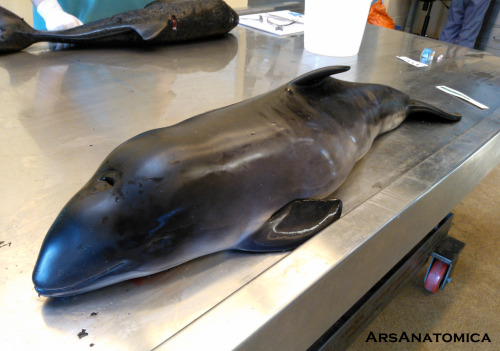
[32,199,129,297]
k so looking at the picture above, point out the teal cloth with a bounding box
[33,0,153,30]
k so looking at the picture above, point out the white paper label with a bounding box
[396,56,428,67]
[436,86,489,109]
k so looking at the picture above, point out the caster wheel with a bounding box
[424,259,448,293]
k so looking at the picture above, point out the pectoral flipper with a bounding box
[235,199,342,252]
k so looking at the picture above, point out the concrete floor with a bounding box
[348,163,500,350]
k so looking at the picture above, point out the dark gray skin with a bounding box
[32,66,461,297]
[0,0,238,53]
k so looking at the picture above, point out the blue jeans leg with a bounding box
[457,0,491,48]
[440,0,466,43]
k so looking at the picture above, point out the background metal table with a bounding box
[1,23,499,350]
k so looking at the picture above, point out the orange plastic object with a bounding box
[367,0,395,30]
[424,260,448,293]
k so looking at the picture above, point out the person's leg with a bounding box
[456,0,491,48]
[439,0,466,44]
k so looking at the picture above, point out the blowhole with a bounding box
[99,176,115,186]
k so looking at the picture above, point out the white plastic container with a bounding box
[304,0,372,57]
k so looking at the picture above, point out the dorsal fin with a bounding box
[288,66,350,88]
[129,21,168,40]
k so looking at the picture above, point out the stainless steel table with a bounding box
[1,23,499,350]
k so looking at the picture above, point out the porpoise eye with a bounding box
[99,176,115,186]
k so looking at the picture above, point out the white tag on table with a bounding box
[436,86,489,110]
[396,56,428,67]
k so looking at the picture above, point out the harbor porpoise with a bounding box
[0,0,238,53]
[32,66,461,297]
